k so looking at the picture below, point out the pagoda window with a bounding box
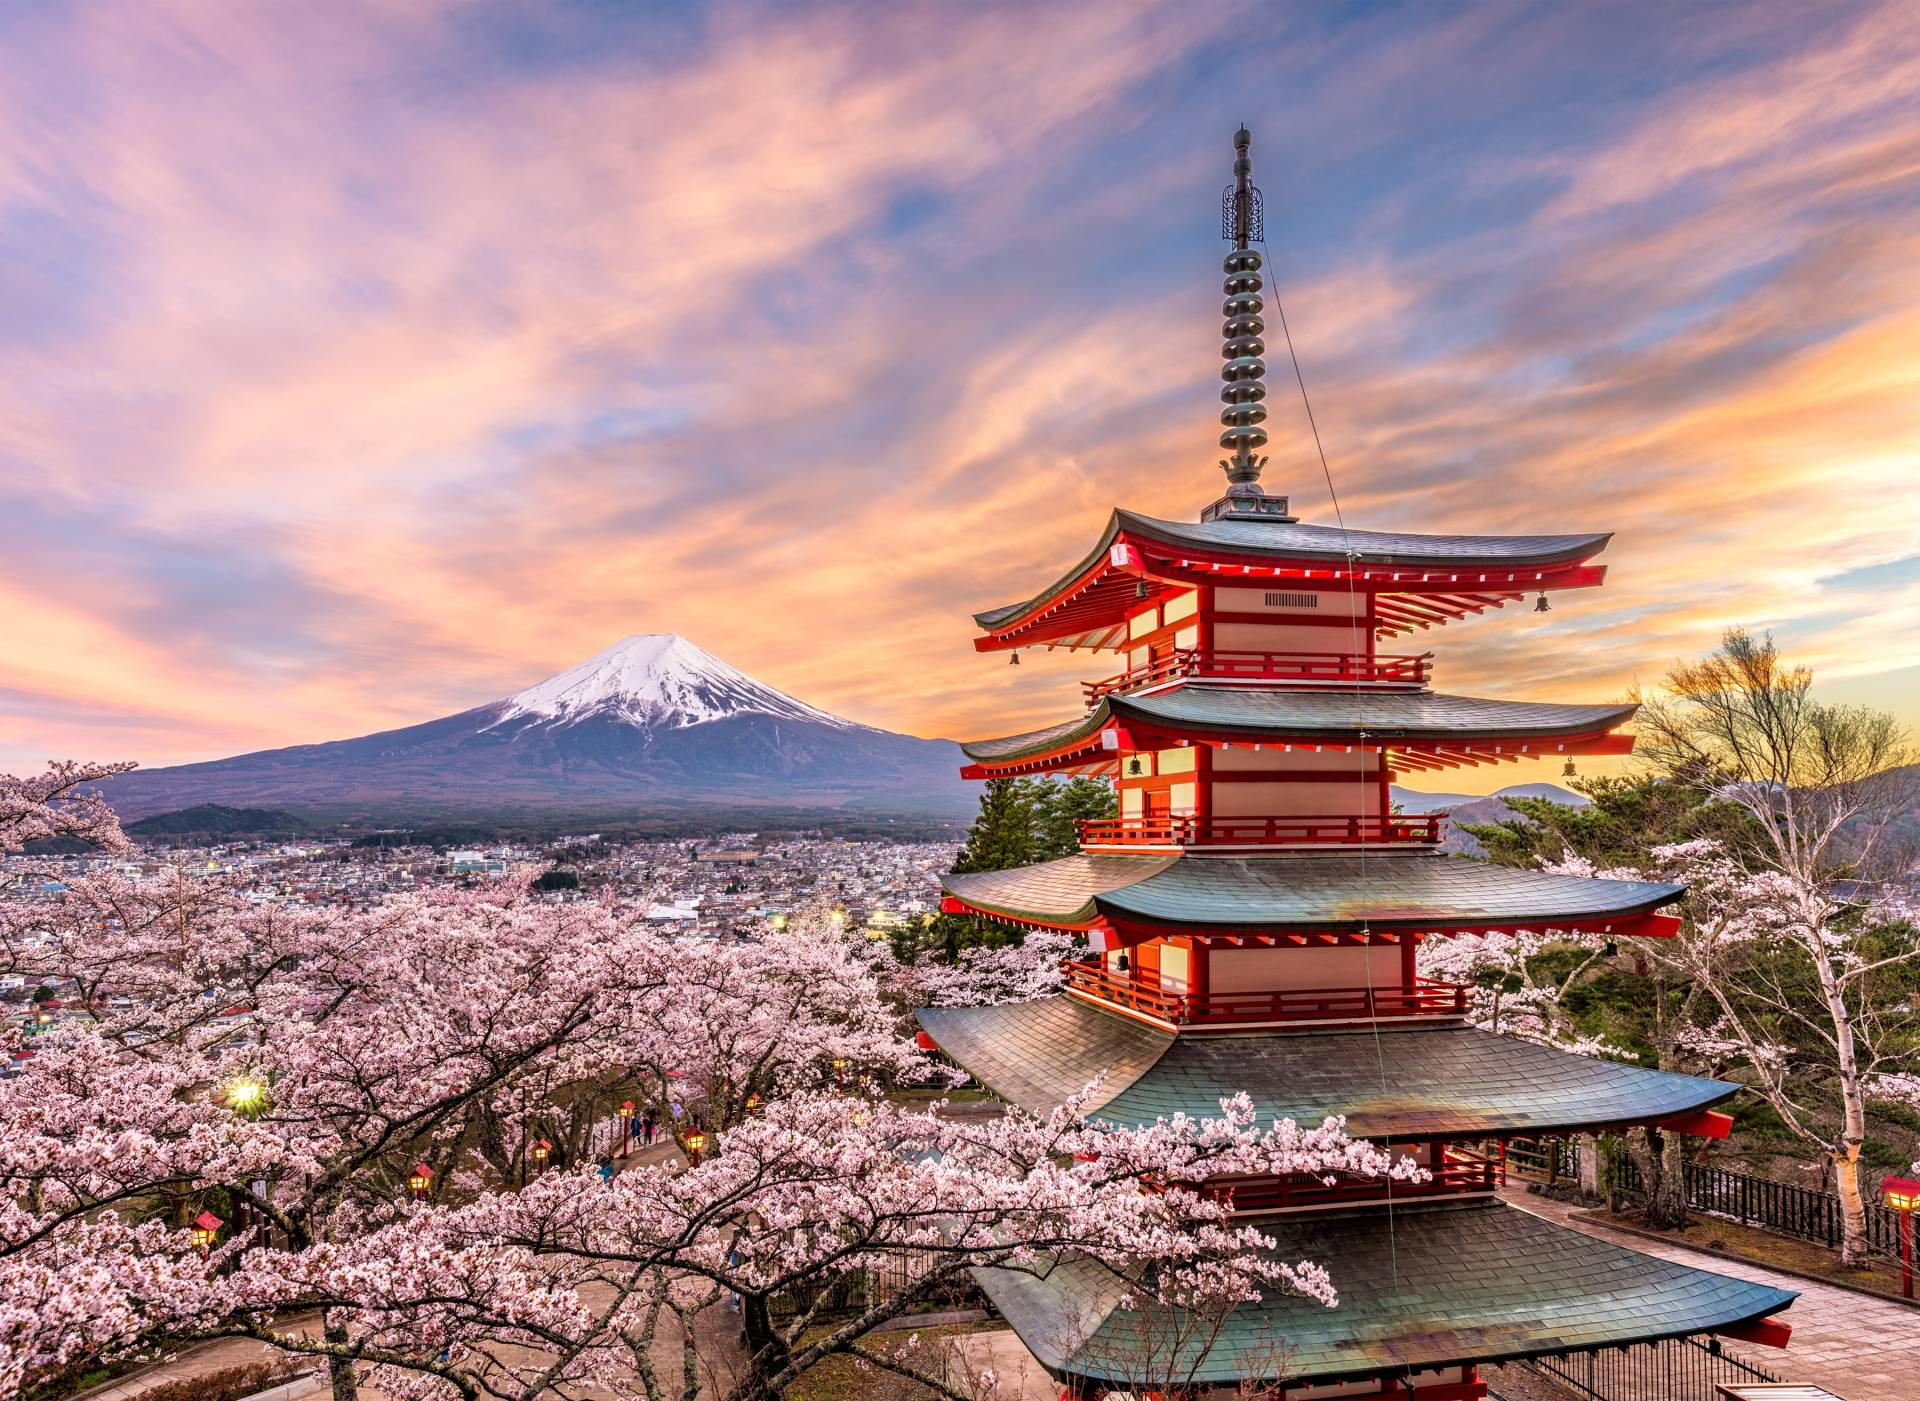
[1127,607,1161,640]
[1162,589,1198,624]
[1214,585,1364,617]
[1167,781,1197,816]
[1120,787,1145,818]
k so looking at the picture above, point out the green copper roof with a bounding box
[942,852,1683,930]
[978,1199,1794,1386]
[915,997,1738,1138]
[961,689,1637,762]
[975,509,1612,629]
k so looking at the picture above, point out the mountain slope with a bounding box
[101,636,971,822]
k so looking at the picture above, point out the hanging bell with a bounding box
[1134,579,1149,600]
[1009,652,1020,666]
[1562,757,1577,778]
[1115,952,1131,973]
[1534,592,1551,613]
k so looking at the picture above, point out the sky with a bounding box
[2,0,1918,796]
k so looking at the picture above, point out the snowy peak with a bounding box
[490,635,859,732]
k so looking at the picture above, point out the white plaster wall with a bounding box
[1211,782,1376,817]
[1209,944,1400,993]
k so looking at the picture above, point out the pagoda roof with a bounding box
[978,1198,1793,1386]
[916,997,1737,1138]
[960,689,1637,772]
[974,509,1613,650]
[941,852,1683,934]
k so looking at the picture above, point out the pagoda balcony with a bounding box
[1076,812,1443,852]
[1081,648,1431,702]
[1204,1144,1503,1213]
[1062,960,1471,1026]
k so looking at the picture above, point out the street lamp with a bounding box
[832,1057,847,1089]
[531,1139,552,1174]
[191,1210,224,1256]
[1883,1173,1919,1299]
[745,1092,760,1113]
[619,1100,635,1157]
[226,1077,265,1115]
[408,1163,433,1202]
[684,1126,707,1167]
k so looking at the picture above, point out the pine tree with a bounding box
[1031,775,1118,860]
[951,778,1038,874]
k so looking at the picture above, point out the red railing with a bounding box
[1062,961,1471,1025]
[1075,812,1442,850]
[1203,1145,1502,1213]
[1083,648,1431,702]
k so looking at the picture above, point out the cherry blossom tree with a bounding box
[1548,839,1920,1264]
[0,768,1405,1400]
[1635,629,1919,1265]
[903,928,1080,1008]
[0,760,130,854]
[406,1090,1408,1401]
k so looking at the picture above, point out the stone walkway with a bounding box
[1504,1187,1920,1400]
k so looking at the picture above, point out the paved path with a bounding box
[1504,1187,1920,1400]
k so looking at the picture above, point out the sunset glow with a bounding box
[3,0,1917,793]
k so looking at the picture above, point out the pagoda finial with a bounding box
[1203,126,1292,524]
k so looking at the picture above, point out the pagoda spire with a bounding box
[1203,125,1293,524]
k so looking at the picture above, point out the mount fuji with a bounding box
[100,636,973,823]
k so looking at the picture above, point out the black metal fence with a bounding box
[1507,1136,1580,1182]
[1522,1335,1782,1400]
[1607,1153,1902,1258]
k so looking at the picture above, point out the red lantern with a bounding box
[1883,1174,1920,1299]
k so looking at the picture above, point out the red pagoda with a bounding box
[917,128,1796,1401]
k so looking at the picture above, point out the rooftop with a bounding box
[916,997,1738,1138]
[979,1197,1794,1386]
[974,509,1613,649]
[959,689,1638,773]
[941,851,1683,933]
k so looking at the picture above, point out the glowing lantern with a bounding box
[191,1210,224,1254]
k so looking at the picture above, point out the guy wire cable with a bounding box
[1257,233,1405,1324]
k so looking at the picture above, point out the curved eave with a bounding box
[972,510,1614,649]
[958,693,1640,777]
[941,854,1686,938]
[979,1199,1794,1388]
[916,999,1742,1141]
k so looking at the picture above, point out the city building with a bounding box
[916,128,1796,1401]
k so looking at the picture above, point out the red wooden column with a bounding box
[1184,936,1210,1012]
[1400,931,1419,992]
[1193,738,1213,832]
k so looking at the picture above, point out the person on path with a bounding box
[640,1107,657,1145]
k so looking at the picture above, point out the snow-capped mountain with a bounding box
[101,636,969,823]
[490,635,858,732]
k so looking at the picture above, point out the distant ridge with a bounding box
[101,635,972,823]
[1392,782,1590,815]
[1390,783,1591,856]
[126,804,311,837]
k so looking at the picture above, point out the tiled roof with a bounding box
[960,690,1637,761]
[916,998,1737,1138]
[942,852,1683,930]
[1115,510,1614,566]
[917,996,1172,1112]
[974,509,1612,628]
[979,1199,1795,1385]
